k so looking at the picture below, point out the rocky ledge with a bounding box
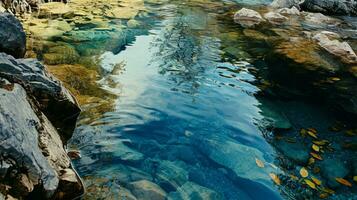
[0,12,83,200]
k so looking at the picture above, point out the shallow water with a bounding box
[24,0,357,199]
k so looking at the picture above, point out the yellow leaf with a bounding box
[353,176,357,183]
[312,177,322,185]
[312,144,320,152]
[300,167,309,178]
[300,128,307,137]
[269,173,281,185]
[307,130,318,139]
[289,174,299,180]
[319,193,329,199]
[320,187,335,194]
[308,128,317,133]
[313,140,329,146]
[330,77,341,81]
[335,177,352,187]
[310,152,323,160]
[255,158,264,168]
[304,179,316,189]
[308,158,315,165]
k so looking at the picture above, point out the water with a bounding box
[24,0,357,199]
[66,1,287,199]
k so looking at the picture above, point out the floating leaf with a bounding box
[290,174,299,180]
[319,193,329,199]
[345,129,357,136]
[312,144,320,152]
[300,128,307,137]
[310,152,323,160]
[300,167,309,178]
[308,128,317,133]
[269,173,281,185]
[312,177,322,185]
[321,187,335,195]
[308,158,315,165]
[330,77,341,81]
[307,131,318,139]
[335,177,352,187]
[313,140,329,146]
[304,179,316,189]
[313,167,321,174]
[255,158,264,168]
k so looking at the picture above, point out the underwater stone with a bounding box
[274,140,310,165]
[129,180,167,200]
[168,182,222,200]
[319,158,350,188]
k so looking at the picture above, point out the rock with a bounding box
[57,169,83,200]
[313,32,357,64]
[0,81,59,198]
[0,53,81,139]
[303,12,341,27]
[270,0,301,8]
[0,13,26,58]
[258,98,292,130]
[301,0,357,16]
[234,8,265,27]
[264,11,288,24]
[168,182,222,200]
[129,180,167,200]
[278,6,300,15]
[14,174,34,196]
[38,2,74,18]
[274,140,310,164]
[319,158,350,188]
[197,135,272,183]
[155,160,189,191]
[43,44,80,65]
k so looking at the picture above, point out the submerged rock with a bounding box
[234,8,265,27]
[129,180,167,200]
[0,13,26,58]
[264,11,288,24]
[319,158,350,188]
[274,140,309,165]
[168,182,222,200]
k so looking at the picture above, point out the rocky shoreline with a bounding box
[0,11,83,200]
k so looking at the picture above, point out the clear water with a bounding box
[68,2,285,199]
[58,1,357,200]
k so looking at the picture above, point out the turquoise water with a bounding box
[64,1,357,199]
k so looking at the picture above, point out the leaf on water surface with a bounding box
[300,128,307,137]
[255,158,265,168]
[300,167,309,178]
[320,187,335,195]
[312,177,322,185]
[312,144,320,152]
[313,140,329,146]
[269,173,281,185]
[307,130,318,139]
[354,176,357,183]
[310,152,322,160]
[345,129,357,136]
[319,193,329,199]
[313,167,321,174]
[335,178,352,187]
[308,158,315,165]
[330,77,341,81]
[304,179,316,189]
[289,174,299,181]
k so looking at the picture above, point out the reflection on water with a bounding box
[69,1,284,199]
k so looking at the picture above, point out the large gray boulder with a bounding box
[0,53,81,139]
[0,13,26,58]
[0,53,83,199]
[300,0,357,16]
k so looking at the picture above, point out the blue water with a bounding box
[69,1,285,199]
